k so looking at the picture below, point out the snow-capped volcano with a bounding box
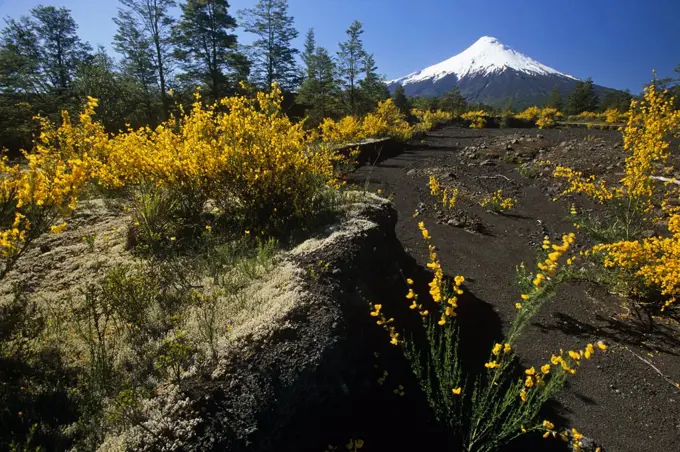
[388,36,614,107]
[392,36,577,85]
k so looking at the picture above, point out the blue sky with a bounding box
[1,0,678,93]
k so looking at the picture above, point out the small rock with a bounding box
[537,133,544,139]
[641,229,656,238]
[331,268,342,275]
[480,159,496,167]
[406,169,417,176]
[506,144,513,150]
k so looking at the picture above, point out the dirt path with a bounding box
[349,126,680,452]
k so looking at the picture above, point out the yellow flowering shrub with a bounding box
[516,107,562,129]
[320,115,363,144]
[461,110,488,128]
[371,223,601,450]
[412,109,454,132]
[554,84,680,309]
[480,189,516,212]
[428,175,458,210]
[320,99,414,144]
[0,99,101,277]
[103,85,339,230]
[604,108,627,124]
[516,106,542,122]
[361,99,414,141]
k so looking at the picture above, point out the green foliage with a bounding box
[115,0,177,119]
[358,53,390,114]
[566,77,599,115]
[391,84,410,116]
[173,0,248,101]
[156,330,193,384]
[297,45,342,125]
[545,85,563,111]
[599,89,632,112]
[338,20,366,115]
[239,0,299,91]
[75,48,151,132]
[439,86,468,115]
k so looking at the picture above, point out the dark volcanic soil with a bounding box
[344,126,680,452]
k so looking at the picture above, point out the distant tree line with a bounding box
[392,77,639,118]
[0,1,391,153]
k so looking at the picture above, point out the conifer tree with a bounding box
[301,28,316,80]
[239,0,299,91]
[358,53,389,114]
[546,85,563,111]
[566,78,599,114]
[392,84,410,116]
[439,86,467,114]
[337,20,366,115]
[297,46,341,124]
[174,0,248,100]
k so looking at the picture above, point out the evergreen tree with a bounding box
[173,0,247,101]
[358,53,389,114]
[391,84,410,116]
[337,20,366,115]
[439,86,467,114]
[239,0,299,91]
[301,28,316,80]
[297,46,340,124]
[566,78,599,115]
[600,89,632,112]
[546,85,563,111]
[115,0,176,119]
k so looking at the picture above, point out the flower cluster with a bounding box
[552,166,616,203]
[480,189,516,212]
[428,175,458,210]
[411,109,454,132]
[516,106,562,129]
[320,99,414,144]
[0,98,102,273]
[461,110,488,129]
[553,84,680,309]
[417,221,463,325]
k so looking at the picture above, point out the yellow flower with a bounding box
[543,420,555,430]
[543,431,550,439]
[597,341,608,350]
[521,294,530,300]
[525,367,536,376]
[406,289,416,299]
[568,350,582,360]
[452,387,462,395]
[541,364,551,374]
[515,302,522,309]
[492,343,502,356]
[503,343,512,354]
[519,389,527,402]
[406,278,414,285]
[370,304,382,317]
[525,376,534,388]
[50,223,67,234]
[485,361,500,369]
[438,316,446,326]
[454,275,465,286]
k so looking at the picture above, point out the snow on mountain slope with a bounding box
[390,36,578,85]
